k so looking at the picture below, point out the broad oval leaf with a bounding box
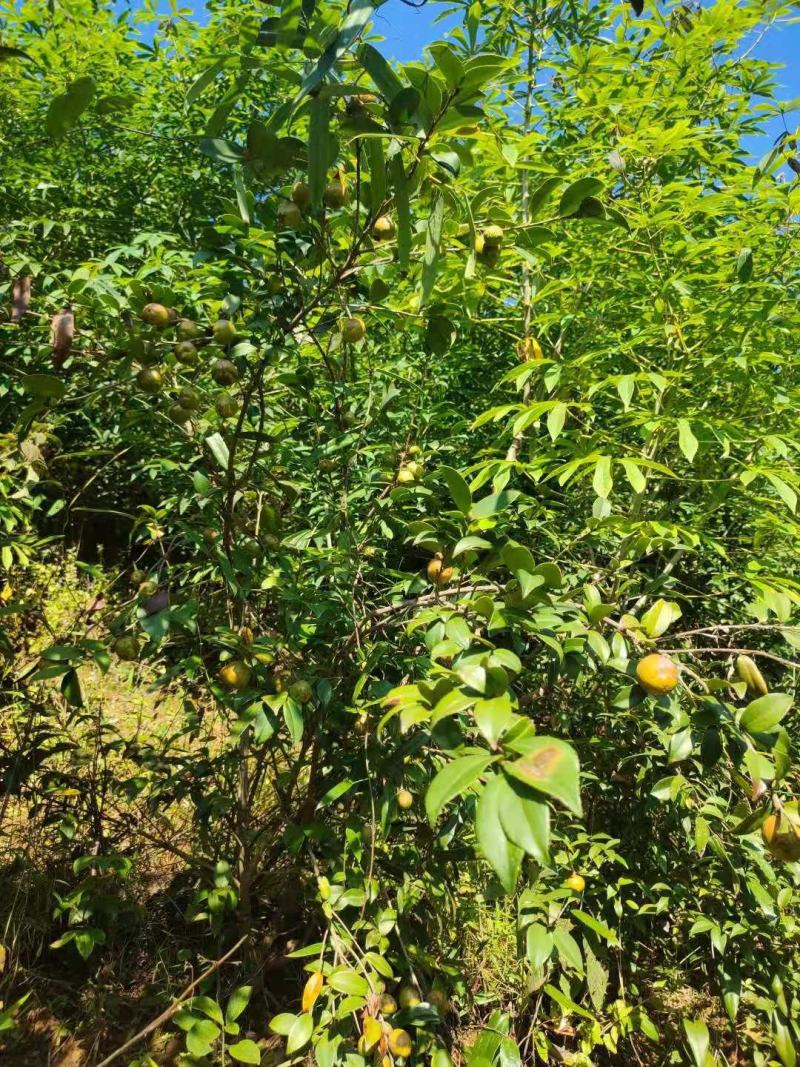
[425,751,495,825]
[502,737,582,816]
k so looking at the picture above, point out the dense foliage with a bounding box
[2,0,800,1064]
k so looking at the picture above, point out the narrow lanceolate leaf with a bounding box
[308,93,330,209]
[677,419,698,463]
[593,456,613,499]
[682,1018,711,1067]
[425,751,495,825]
[366,137,386,214]
[298,0,374,99]
[439,465,471,514]
[358,43,404,101]
[186,57,228,105]
[503,737,582,816]
[233,168,250,224]
[475,773,523,893]
[496,772,550,862]
[0,45,34,62]
[420,194,444,307]
[390,152,411,269]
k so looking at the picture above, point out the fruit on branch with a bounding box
[372,215,395,241]
[177,386,201,411]
[482,224,504,247]
[427,554,453,587]
[635,653,679,695]
[517,336,543,361]
[378,994,397,1016]
[215,392,239,419]
[396,788,413,810]
[762,809,800,862]
[175,341,198,366]
[289,679,313,704]
[212,319,236,346]
[398,986,420,1009]
[11,274,31,323]
[142,303,171,329]
[211,358,238,385]
[564,872,585,892]
[218,660,252,690]
[396,467,416,484]
[318,457,337,473]
[323,179,347,209]
[387,1029,412,1058]
[291,181,311,207]
[278,200,303,229]
[736,654,768,696]
[177,318,200,340]
[136,367,162,394]
[342,316,366,343]
[113,635,140,661]
[202,527,219,545]
[168,403,192,424]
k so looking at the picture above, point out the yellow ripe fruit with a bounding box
[736,654,768,696]
[372,215,395,240]
[388,1029,413,1058]
[762,812,800,863]
[564,872,585,893]
[473,233,485,256]
[482,224,504,247]
[379,993,397,1016]
[517,336,543,362]
[427,557,453,587]
[323,180,347,209]
[292,181,311,207]
[301,971,324,1012]
[396,467,416,484]
[342,316,366,343]
[218,660,252,690]
[397,788,414,810]
[635,653,679,696]
[212,319,236,346]
[141,302,171,329]
[398,986,420,1009]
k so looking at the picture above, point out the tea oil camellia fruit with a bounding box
[736,654,768,695]
[291,181,311,207]
[387,1030,412,1058]
[218,660,252,690]
[278,200,303,229]
[482,224,504,247]
[427,555,453,587]
[211,358,238,385]
[113,636,140,661]
[398,986,420,1009]
[136,367,162,394]
[175,341,198,366]
[177,318,200,340]
[564,872,585,892]
[141,302,171,329]
[289,679,313,704]
[372,215,395,240]
[378,994,397,1016]
[215,392,238,419]
[323,179,347,209]
[635,653,679,696]
[212,319,236,346]
[397,788,413,810]
[762,809,800,862]
[342,316,366,343]
[177,386,200,411]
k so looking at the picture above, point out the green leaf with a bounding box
[475,773,523,893]
[736,246,753,282]
[189,995,224,1026]
[226,986,253,1024]
[503,737,582,816]
[299,0,374,99]
[60,669,83,708]
[497,772,550,862]
[592,456,613,499]
[366,136,386,213]
[286,1011,314,1054]
[420,194,444,307]
[525,923,553,970]
[21,373,66,399]
[682,1018,711,1067]
[328,969,369,996]
[544,983,594,1021]
[584,939,609,1011]
[187,1018,221,1057]
[426,751,494,825]
[640,598,681,638]
[229,1038,262,1064]
[559,177,604,217]
[358,43,404,101]
[741,692,792,734]
[308,94,330,209]
[0,45,34,62]
[390,153,411,269]
[186,57,228,105]
[773,1017,797,1067]
[205,432,230,471]
[572,910,619,946]
[269,1013,298,1036]
[470,490,519,520]
[677,419,698,463]
[552,927,583,973]
[47,76,95,138]
[199,137,245,164]
[440,465,471,514]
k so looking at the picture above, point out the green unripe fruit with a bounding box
[211,358,238,385]
[406,460,424,479]
[113,635,141,661]
[398,986,421,1009]
[136,367,163,394]
[341,411,358,428]
[323,180,347,209]
[213,319,237,346]
[289,679,313,704]
[175,341,198,366]
[342,316,366,343]
[177,386,201,411]
[482,224,505,247]
[215,392,239,419]
[278,200,303,229]
[141,303,171,329]
[318,457,337,473]
[138,579,158,598]
[369,277,391,301]
[267,275,284,295]
[177,319,200,340]
[168,403,192,424]
[242,538,261,560]
[372,215,395,240]
[397,467,416,484]
[291,181,311,207]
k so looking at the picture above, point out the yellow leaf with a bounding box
[301,971,324,1012]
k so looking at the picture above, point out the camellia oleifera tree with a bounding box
[1,0,800,1063]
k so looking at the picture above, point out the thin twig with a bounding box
[658,646,800,670]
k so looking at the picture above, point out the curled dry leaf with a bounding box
[51,307,75,365]
[11,274,32,323]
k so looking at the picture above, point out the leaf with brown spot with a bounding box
[502,736,582,815]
